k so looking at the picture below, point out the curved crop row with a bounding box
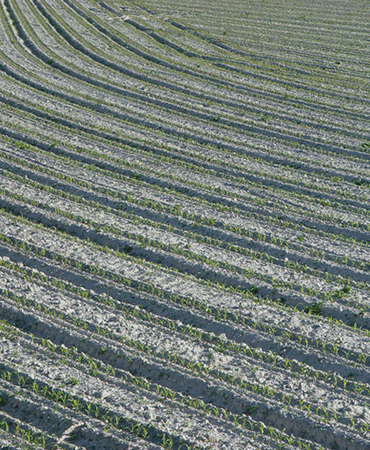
[0,0,369,449]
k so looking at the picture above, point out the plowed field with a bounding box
[0,0,369,449]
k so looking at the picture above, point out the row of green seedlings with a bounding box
[0,0,201,120]
[3,288,370,436]
[49,0,302,101]
[1,253,368,402]
[1,181,354,312]
[1,257,369,404]
[1,214,370,372]
[9,284,370,433]
[0,199,296,302]
[134,0,370,92]
[1,218,370,397]
[0,148,335,276]
[0,369,195,450]
[1,190,369,346]
[13,0,336,156]
[8,0,293,160]
[48,200,368,306]
[2,0,368,202]
[99,0,369,111]
[5,0,368,135]
[0,412,47,448]
[40,301,370,434]
[0,133,363,267]
[0,317,292,448]
[1,151,368,312]
[36,208,370,319]
[2,54,366,222]
[3,174,332,298]
[5,92,364,242]
[2,141,369,287]
[38,331,346,450]
[4,101,369,239]
[1,201,369,357]
[0,340,324,450]
[2,153,369,315]
[3,91,369,241]
[8,113,370,249]
[47,0,347,138]
[34,0,276,132]
[38,333,314,448]
[1,11,368,219]
[34,0,361,155]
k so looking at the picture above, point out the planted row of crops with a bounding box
[0,0,369,448]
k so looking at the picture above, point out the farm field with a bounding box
[0,0,369,448]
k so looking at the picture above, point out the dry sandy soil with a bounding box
[0,0,369,449]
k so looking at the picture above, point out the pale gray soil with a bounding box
[0,0,369,449]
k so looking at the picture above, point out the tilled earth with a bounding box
[0,0,369,449]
